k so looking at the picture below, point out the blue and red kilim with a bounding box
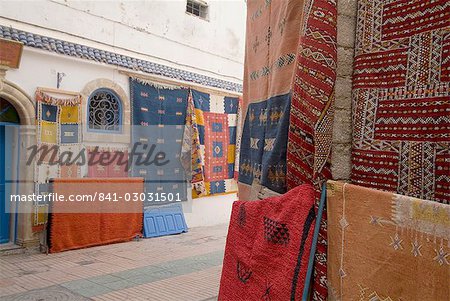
[190,89,239,198]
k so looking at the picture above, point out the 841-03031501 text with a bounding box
[97,192,182,202]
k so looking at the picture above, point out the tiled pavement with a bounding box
[0,224,228,300]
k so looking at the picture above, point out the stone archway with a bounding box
[81,78,131,144]
[0,69,38,247]
[0,79,35,125]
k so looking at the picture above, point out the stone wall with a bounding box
[331,0,358,181]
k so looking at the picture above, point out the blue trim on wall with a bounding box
[0,25,243,93]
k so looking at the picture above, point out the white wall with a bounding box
[0,0,246,82]
[6,48,126,99]
[183,193,237,228]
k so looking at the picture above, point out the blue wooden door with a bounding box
[0,98,20,244]
[0,125,14,244]
[0,125,9,243]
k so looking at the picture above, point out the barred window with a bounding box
[186,0,208,20]
[88,89,122,132]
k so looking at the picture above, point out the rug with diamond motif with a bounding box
[188,89,239,198]
[34,89,82,232]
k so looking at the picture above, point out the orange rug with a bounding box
[327,181,449,300]
[48,178,143,253]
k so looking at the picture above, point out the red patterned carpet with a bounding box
[350,0,450,204]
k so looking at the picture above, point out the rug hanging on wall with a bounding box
[327,180,449,300]
[188,89,239,198]
[218,184,316,300]
[350,0,450,204]
[86,145,129,178]
[130,77,189,204]
[234,96,243,180]
[33,89,82,232]
[180,90,205,196]
[48,178,143,253]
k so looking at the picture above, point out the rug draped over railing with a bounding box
[327,180,449,300]
[219,184,316,300]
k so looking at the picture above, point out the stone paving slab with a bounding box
[0,285,91,301]
[0,224,227,300]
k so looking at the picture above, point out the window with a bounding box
[186,0,208,20]
[0,98,20,124]
[88,89,122,132]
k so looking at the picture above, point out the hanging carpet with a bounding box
[34,89,82,232]
[238,0,337,299]
[130,78,189,204]
[187,89,240,198]
[350,0,450,204]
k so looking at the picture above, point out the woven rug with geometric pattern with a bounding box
[350,0,450,204]
[327,180,449,300]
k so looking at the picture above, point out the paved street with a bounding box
[0,224,228,301]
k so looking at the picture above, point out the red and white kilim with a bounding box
[351,0,450,204]
[286,0,337,300]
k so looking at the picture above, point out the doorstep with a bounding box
[0,242,28,256]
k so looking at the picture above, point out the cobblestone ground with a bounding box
[0,224,228,301]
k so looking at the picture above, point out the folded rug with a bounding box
[219,184,316,300]
[327,181,449,301]
[48,178,143,253]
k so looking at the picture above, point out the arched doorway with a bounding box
[0,76,36,247]
[0,97,20,243]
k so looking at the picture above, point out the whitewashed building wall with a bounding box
[0,0,246,244]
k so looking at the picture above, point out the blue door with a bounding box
[0,124,19,244]
[0,98,20,244]
[0,125,11,243]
